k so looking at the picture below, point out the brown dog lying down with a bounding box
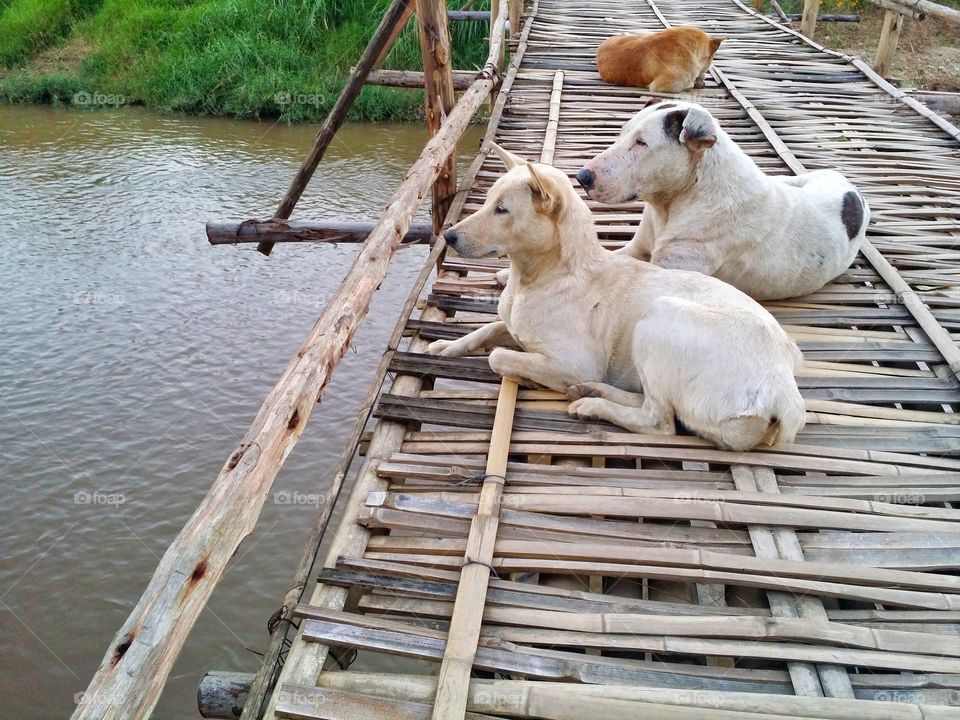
[597,27,724,93]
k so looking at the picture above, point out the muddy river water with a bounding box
[0,103,483,718]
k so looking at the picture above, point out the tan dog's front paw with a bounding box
[567,382,604,400]
[488,347,511,376]
[568,397,607,419]
[426,339,456,356]
[494,267,510,286]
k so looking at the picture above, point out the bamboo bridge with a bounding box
[73,0,960,718]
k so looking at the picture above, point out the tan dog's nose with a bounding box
[443,228,459,246]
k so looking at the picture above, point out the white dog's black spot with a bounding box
[663,109,688,142]
[840,190,864,239]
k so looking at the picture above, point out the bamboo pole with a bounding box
[874,9,904,77]
[71,21,510,720]
[257,0,413,256]
[206,219,432,246]
[362,68,476,90]
[431,380,518,720]
[374,1,416,67]
[417,0,458,234]
[430,66,561,720]
[800,0,819,37]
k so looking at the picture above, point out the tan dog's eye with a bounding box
[494,203,508,215]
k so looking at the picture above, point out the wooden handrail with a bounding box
[868,0,960,23]
[71,3,511,718]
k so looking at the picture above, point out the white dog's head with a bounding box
[443,144,574,260]
[576,99,719,204]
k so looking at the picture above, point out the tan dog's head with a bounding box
[576,99,719,205]
[443,144,570,260]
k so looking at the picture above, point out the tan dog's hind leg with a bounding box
[567,382,644,408]
[488,348,584,392]
[427,320,514,357]
[568,396,675,436]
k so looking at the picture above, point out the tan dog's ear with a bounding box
[526,163,562,216]
[490,142,527,169]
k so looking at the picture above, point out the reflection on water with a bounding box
[0,104,484,719]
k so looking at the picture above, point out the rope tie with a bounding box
[462,557,500,578]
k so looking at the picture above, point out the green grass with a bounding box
[0,0,492,121]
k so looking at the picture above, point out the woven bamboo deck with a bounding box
[265,1,960,717]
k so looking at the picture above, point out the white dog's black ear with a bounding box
[490,142,527,169]
[678,107,718,152]
[526,164,561,216]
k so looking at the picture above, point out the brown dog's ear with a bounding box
[526,163,562,216]
[490,142,527,170]
[709,36,725,55]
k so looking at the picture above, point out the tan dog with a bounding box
[428,145,805,452]
[597,27,723,93]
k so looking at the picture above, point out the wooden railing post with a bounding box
[509,0,522,35]
[874,9,904,76]
[258,0,414,256]
[800,0,819,37]
[417,0,457,234]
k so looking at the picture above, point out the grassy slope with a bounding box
[0,0,491,121]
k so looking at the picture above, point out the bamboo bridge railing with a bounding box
[70,2,514,718]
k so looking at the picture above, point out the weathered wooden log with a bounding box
[785,12,859,21]
[260,0,415,256]
[867,0,960,23]
[448,10,489,20]
[198,672,253,719]
[868,0,926,19]
[70,19,505,720]
[875,8,904,76]
[417,0,458,234]
[205,219,432,246]
[361,68,475,90]
[800,0,819,36]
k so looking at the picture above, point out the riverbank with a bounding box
[772,0,960,92]
[0,0,491,121]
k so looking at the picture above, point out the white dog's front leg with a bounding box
[426,320,513,357]
[652,239,718,276]
[488,348,585,391]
